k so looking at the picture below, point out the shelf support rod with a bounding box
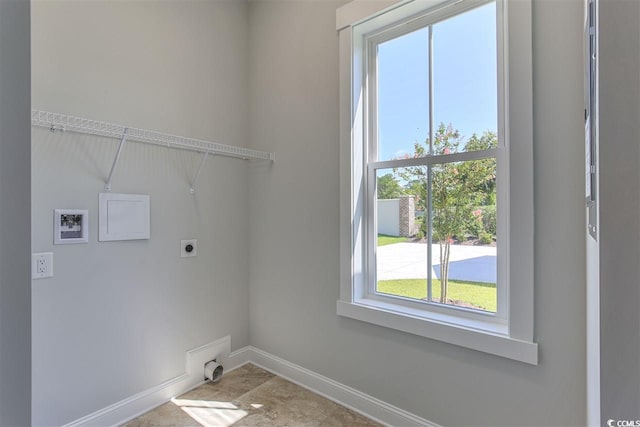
[189,152,210,194]
[105,128,129,192]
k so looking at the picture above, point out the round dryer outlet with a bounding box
[181,239,197,257]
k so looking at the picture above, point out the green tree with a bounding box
[376,173,404,199]
[395,123,497,304]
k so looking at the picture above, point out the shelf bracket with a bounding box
[189,152,210,194]
[105,128,129,192]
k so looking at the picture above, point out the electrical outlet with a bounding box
[32,252,53,279]
[181,239,197,258]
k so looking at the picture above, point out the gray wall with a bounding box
[599,0,640,421]
[31,1,250,425]
[247,0,587,425]
[0,0,31,425]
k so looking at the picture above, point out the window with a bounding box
[337,0,537,364]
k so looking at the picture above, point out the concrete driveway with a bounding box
[376,242,497,283]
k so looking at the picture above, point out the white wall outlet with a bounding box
[32,252,54,279]
[181,239,197,258]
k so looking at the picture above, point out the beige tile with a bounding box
[233,412,326,427]
[169,400,257,427]
[121,401,201,427]
[321,405,383,427]
[180,364,275,402]
[235,377,345,426]
[122,364,381,427]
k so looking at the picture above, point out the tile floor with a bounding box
[122,363,382,427]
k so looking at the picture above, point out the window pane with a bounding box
[430,158,497,312]
[375,166,429,302]
[430,124,497,156]
[377,27,429,161]
[375,158,497,313]
[433,2,497,144]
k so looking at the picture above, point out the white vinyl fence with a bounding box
[377,196,416,237]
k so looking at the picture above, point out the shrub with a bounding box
[481,205,497,236]
[416,216,427,240]
[479,231,494,245]
[466,209,484,239]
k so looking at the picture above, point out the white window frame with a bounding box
[337,0,537,364]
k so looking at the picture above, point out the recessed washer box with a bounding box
[54,209,88,244]
[99,193,150,242]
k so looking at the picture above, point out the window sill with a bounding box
[337,299,538,365]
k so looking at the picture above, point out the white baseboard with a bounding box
[62,373,193,427]
[227,345,252,368]
[62,335,242,427]
[62,342,436,427]
[246,346,439,427]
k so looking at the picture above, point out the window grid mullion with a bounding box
[369,147,499,170]
[427,24,434,304]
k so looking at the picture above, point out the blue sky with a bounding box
[377,2,497,161]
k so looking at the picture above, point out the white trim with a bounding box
[337,0,411,31]
[503,0,534,343]
[61,336,244,427]
[339,26,354,304]
[336,0,492,32]
[62,373,192,427]
[228,345,253,369]
[247,346,440,427]
[337,300,537,364]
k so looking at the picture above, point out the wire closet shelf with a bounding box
[31,110,275,161]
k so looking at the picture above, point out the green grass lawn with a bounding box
[377,278,497,312]
[377,234,408,246]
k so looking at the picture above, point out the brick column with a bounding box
[399,195,415,237]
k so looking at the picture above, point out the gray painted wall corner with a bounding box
[0,0,31,425]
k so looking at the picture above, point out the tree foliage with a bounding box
[394,123,497,304]
[376,173,404,199]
